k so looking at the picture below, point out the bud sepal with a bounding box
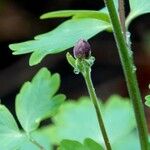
[66,52,95,76]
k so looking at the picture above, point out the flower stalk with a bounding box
[66,39,112,150]
[83,66,112,150]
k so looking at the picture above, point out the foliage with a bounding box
[58,138,103,150]
[40,10,109,22]
[0,69,141,149]
[41,96,140,149]
[0,68,65,150]
[126,0,150,26]
[9,0,150,66]
[9,19,109,66]
[145,86,150,107]
[1,0,150,149]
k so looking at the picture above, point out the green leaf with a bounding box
[16,67,65,133]
[103,95,136,143]
[44,95,136,149]
[99,0,117,32]
[9,18,110,66]
[83,138,104,150]
[145,95,150,107]
[58,138,103,150]
[59,140,83,150]
[40,10,109,22]
[0,105,24,150]
[145,85,150,107]
[0,105,52,150]
[100,0,118,14]
[126,0,150,26]
[112,130,140,150]
[19,131,52,150]
[0,68,59,149]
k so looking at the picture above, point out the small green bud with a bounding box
[73,39,91,59]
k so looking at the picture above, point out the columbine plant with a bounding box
[67,39,111,149]
[0,0,150,150]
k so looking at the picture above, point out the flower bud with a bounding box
[73,39,91,59]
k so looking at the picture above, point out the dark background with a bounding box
[0,0,150,128]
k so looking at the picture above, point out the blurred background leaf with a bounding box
[58,138,104,150]
[41,95,139,149]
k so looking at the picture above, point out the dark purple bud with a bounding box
[73,39,91,59]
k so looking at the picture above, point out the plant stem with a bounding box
[103,0,149,149]
[83,67,112,150]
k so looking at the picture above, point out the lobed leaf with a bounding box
[103,95,136,143]
[0,68,63,149]
[44,95,136,149]
[58,138,103,150]
[41,10,109,22]
[112,131,140,150]
[101,0,150,28]
[9,18,110,66]
[0,105,24,150]
[0,105,52,150]
[9,0,150,66]
[126,0,150,26]
[19,131,52,150]
[16,67,65,133]
[59,140,83,150]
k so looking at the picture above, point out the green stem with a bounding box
[83,67,112,150]
[103,0,149,149]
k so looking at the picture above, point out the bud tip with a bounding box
[73,39,91,59]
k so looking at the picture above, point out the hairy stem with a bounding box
[83,67,112,150]
[103,0,149,149]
